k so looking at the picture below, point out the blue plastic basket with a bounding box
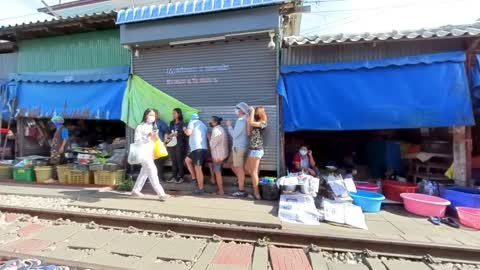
[350,190,385,212]
[440,186,480,216]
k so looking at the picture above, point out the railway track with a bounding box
[0,204,479,268]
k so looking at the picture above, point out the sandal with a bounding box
[441,217,460,229]
[428,216,441,225]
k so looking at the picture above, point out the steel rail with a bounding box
[0,205,479,264]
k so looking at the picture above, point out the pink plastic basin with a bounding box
[400,193,451,217]
[457,207,480,230]
[355,182,380,193]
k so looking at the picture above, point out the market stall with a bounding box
[279,51,474,185]
[1,67,198,186]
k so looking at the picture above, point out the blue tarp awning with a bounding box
[9,66,129,120]
[0,79,15,121]
[470,54,480,114]
[278,51,475,132]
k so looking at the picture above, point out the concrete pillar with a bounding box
[453,126,472,186]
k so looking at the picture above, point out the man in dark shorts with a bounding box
[183,113,208,195]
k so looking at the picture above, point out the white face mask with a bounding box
[147,115,156,124]
[299,149,307,156]
[235,108,240,115]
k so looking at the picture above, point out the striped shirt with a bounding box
[209,125,229,161]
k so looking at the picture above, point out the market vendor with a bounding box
[292,145,320,176]
[0,128,15,158]
[49,115,69,165]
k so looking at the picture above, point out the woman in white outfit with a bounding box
[131,109,170,201]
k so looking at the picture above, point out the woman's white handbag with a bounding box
[166,136,177,147]
[127,143,149,165]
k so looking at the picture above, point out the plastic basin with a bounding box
[400,193,450,217]
[440,186,480,216]
[457,207,480,230]
[382,180,417,202]
[355,182,380,193]
[350,190,385,212]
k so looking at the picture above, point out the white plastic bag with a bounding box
[127,143,150,165]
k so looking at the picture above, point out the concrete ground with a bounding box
[0,181,479,250]
[3,214,468,270]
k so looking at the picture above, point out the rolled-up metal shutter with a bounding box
[133,36,278,171]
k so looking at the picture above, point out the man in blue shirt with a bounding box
[50,115,69,166]
[154,109,170,182]
[183,113,208,195]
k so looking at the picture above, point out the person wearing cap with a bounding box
[183,113,208,195]
[50,115,69,165]
[226,102,249,197]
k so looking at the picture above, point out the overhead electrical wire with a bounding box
[299,0,466,35]
[0,0,113,26]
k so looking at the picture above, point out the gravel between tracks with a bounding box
[0,194,252,228]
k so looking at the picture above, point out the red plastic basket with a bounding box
[382,180,417,202]
[355,182,380,193]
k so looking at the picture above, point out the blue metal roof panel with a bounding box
[116,0,284,24]
[9,66,130,83]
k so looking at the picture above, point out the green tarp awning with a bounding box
[122,75,199,129]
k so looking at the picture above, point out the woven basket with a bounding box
[93,170,125,186]
[0,165,13,179]
[34,166,53,183]
[56,165,73,184]
[68,170,92,185]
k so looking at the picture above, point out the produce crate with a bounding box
[68,170,92,185]
[56,165,72,184]
[93,170,125,186]
[34,166,53,183]
[89,163,104,171]
[0,165,13,179]
[13,167,35,182]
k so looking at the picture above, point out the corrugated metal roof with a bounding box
[281,51,465,73]
[284,23,480,46]
[116,0,284,24]
[9,66,129,83]
[0,11,116,31]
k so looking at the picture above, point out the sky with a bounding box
[300,0,480,36]
[1,0,480,34]
[0,0,75,27]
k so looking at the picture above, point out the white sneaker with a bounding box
[131,191,144,197]
[159,194,171,201]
